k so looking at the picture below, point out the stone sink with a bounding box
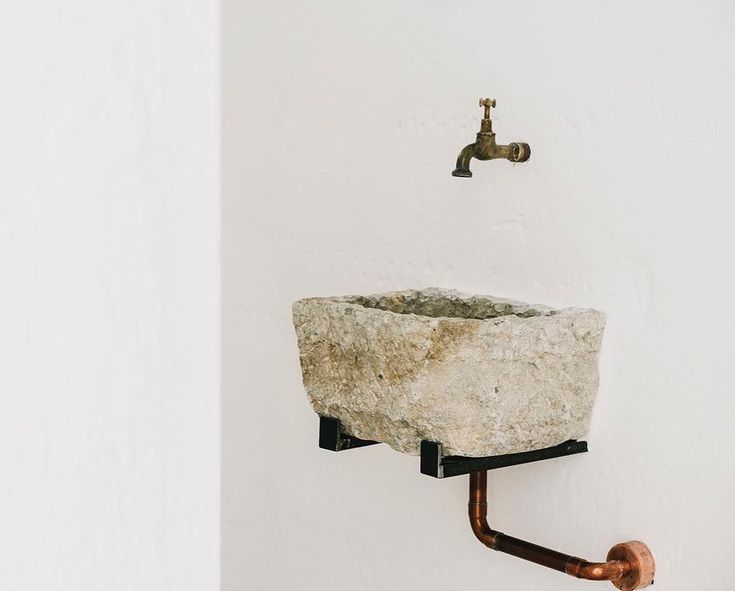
[292,288,605,457]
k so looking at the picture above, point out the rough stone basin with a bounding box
[292,288,605,457]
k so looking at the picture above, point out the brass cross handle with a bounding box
[479,98,496,118]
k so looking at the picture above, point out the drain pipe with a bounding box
[468,471,655,590]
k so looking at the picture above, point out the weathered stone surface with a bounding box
[293,288,605,457]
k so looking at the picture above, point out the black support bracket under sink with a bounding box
[317,415,588,479]
[318,416,380,451]
[419,439,588,479]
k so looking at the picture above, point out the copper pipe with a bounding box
[468,471,654,589]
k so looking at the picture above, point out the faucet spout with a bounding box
[452,143,476,178]
[451,138,530,178]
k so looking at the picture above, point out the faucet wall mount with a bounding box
[452,98,531,178]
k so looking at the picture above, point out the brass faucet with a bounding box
[452,98,531,178]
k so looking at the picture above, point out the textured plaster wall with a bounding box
[0,2,219,589]
[223,2,735,589]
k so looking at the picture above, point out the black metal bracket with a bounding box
[420,439,588,479]
[318,416,379,451]
[317,415,587,478]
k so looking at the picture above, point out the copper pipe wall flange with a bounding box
[607,541,656,590]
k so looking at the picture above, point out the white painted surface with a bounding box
[0,2,219,590]
[223,1,735,589]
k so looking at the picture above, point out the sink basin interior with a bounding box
[339,289,555,320]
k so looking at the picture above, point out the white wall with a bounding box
[222,1,735,589]
[0,2,219,590]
